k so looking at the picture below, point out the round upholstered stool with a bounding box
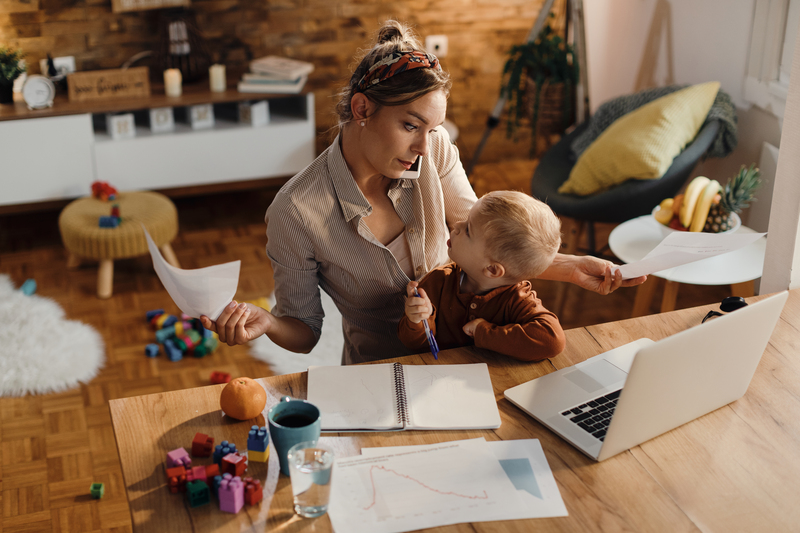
[59,191,180,299]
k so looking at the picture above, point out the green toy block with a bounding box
[90,482,104,499]
[186,480,210,507]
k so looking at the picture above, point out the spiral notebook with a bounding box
[307,363,502,431]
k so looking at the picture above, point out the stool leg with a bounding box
[160,243,181,269]
[98,259,114,299]
[632,276,659,317]
[660,280,680,313]
[730,281,755,298]
[66,253,82,269]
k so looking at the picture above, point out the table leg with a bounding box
[98,259,114,299]
[660,280,680,312]
[730,281,755,298]
[160,243,181,269]
[632,276,659,317]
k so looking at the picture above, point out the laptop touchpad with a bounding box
[565,360,628,393]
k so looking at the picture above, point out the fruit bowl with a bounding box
[651,206,741,238]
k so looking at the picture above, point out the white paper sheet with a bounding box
[142,226,240,320]
[328,439,524,533]
[616,231,766,280]
[361,438,568,519]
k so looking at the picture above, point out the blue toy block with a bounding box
[98,216,119,228]
[247,425,269,453]
[20,279,36,295]
[213,474,223,499]
[146,309,164,321]
[163,339,183,362]
[163,315,178,328]
[155,325,176,344]
[213,441,237,465]
[145,343,160,357]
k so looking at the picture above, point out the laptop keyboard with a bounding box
[560,389,621,441]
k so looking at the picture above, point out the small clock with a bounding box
[22,75,56,110]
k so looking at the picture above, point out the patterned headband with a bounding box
[355,50,442,93]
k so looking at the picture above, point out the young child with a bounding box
[398,190,566,361]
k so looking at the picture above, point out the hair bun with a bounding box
[376,20,405,44]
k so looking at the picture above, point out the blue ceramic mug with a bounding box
[267,396,321,475]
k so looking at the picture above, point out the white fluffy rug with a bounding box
[0,275,105,396]
[249,291,343,375]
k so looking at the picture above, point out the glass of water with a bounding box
[287,440,334,518]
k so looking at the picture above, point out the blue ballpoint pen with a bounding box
[413,287,439,360]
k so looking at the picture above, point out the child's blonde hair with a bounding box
[475,190,561,279]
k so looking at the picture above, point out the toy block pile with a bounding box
[164,430,269,512]
[144,309,219,361]
[92,181,122,228]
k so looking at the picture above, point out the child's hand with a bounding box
[463,318,487,337]
[405,281,432,324]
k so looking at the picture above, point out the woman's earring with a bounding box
[360,121,365,126]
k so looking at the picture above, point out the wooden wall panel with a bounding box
[0,0,568,165]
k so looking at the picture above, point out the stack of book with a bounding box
[237,56,314,94]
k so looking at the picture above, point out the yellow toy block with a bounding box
[247,449,269,463]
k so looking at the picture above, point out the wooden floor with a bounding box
[0,184,732,533]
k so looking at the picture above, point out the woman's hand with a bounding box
[570,255,647,295]
[405,281,432,324]
[200,301,275,346]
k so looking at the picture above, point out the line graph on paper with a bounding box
[363,465,488,511]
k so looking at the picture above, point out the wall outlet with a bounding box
[425,35,448,58]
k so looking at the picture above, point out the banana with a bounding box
[689,180,721,232]
[679,176,710,228]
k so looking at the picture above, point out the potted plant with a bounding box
[0,46,25,104]
[500,20,579,156]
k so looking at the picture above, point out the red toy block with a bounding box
[205,463,220,479]
[191,432,214,457]
[186,465,207,483]
[221,452,247,478]
[244,477,263,505]
[210,371,231,385]
[166,465,187,493]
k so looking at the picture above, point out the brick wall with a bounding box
[1,0,566,165]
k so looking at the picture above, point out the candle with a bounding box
[209,64,226,92]
[164,69,182,97]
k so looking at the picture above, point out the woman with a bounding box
[201,21,644,364]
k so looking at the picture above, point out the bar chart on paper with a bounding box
[327,443,523,533]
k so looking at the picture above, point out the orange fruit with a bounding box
[219,377,267,420]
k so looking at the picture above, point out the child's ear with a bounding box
[483,262,505,279]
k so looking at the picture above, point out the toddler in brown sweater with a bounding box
[398,190,565,361]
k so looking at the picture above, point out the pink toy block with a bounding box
[221,452,247,478]
[166,447,191,469]
[186,465,207,483]
[244,477,263,505]
[192,433,214,457]
[218,474,244,514]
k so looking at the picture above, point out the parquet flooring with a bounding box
[0,181,730,533]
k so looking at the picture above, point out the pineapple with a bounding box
[704,164,762,233]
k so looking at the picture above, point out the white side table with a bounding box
[608,215,767,316]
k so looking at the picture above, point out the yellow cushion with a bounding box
[558,81,720,196]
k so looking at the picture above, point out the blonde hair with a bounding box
[335,20,451,128]
[475,191,562,279]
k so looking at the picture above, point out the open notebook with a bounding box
[307,363,502,431]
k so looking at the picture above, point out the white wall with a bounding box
[583,0,782,231]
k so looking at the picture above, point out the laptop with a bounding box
[504,291,788,462]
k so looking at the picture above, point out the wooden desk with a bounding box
[109,290,800,532]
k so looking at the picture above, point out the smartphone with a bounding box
[401,156,422,179]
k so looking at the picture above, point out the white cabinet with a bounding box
[0,93,316,207]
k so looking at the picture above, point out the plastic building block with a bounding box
[20,279,36,295]
[210,371,231,384]
[187,329,202,344]
[247,425,269,453]
[90,482,104,499]
[145,343,160,357]
[166,447,191,469]
[166,465,187,493]
[218,474,244,514]
[163,315,178,328]
[186,480,210,507]
[186,465,207,483]
[244,477,263,505]
[163,339,183,362]
[213,441,237,464]
[99,216,119,228]
[221,452,247,478]
[91,181,117,200]
[191,433,214,458]
[146,309,164,321]
[155,325,175,343]
[193,344,208,358]
[203,336,219,352]
[247,449,269,463]
[205,463,220,480]
[111,204,120,218]
[213,474,223,499]
[154,313,170,329]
